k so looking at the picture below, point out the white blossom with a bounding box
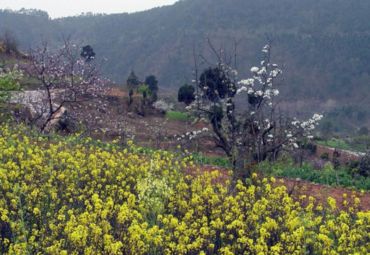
[255,90,263,96]
[270,69,282,77]
[262,44,270,53]
[236,86,248,94]
[238,78,254,86]
[250,66,259,73]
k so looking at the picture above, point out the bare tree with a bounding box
[23,39,107,132]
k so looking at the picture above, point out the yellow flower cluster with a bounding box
[0,124,369,254]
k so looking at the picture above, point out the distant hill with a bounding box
[1,0,370,107]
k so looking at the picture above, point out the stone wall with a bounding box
[315,144,364,165]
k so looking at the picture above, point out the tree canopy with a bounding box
[178,84,195,106]
[80,45,96,62]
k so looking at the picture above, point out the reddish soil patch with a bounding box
[82,87,222,155]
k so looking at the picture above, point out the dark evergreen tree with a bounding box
[358,152,370,177]
[178,84,195,106]
[80,45,96,62]
[127,71,140,90]
[199,67,236,102]
[127,71,140,106]
[145,75,159,102]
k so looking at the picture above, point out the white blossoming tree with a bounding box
[23,40,107,132]
[188,44,323,175]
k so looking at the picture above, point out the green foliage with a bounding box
[318,136,370,153]
[127,71,140,106]
[145,75,158,93]
[138,84,150,99]
[0,69,21,104]
[191,152,232,168]
[320,152,329,160]
[144,75,158,102]
[177,84,195,106]
[137,171,170,224]
[358,153,370,178]
[318,138,353,151]
[165,111,189,121]
[259,159,370,190]
[126,70,140,91]
[323,162,336,183]
[351,135,370,151]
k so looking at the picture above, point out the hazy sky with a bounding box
[1,0,179,18]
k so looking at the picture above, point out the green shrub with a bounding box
[358,152,370,178]
[302,143,317,154]
[320,152,329,160]
[259,158,370,190]
[191,152,231,168]
[165,111,189,121]
[177,84,195,105]
[0,70,21,104]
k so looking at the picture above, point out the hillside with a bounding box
[1,0,370,117]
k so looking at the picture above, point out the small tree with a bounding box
[145,75,159,102]
[1,31,18,55]
[80,45,96,62]
[188,44,322,175]
[126,71,140,106]
[178,84,195,106]
[23,40,106,132]
[358,152,370,177]
[0,66,22,105]
[136,84,151,116]
[138,84,150,104]
[0,66,22,121]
